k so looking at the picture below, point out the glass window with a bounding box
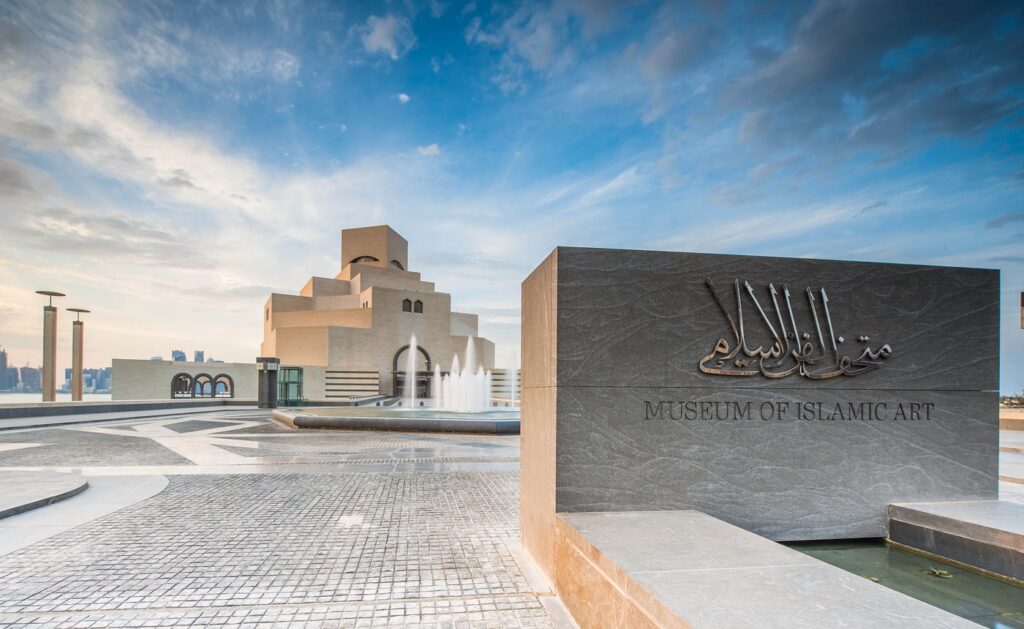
[278,367,303,405]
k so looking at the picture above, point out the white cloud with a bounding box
[580,166,640,203]
[318,122,347,132]
[397,92,411,104]
[359,15,416,60]
[417,143,441,156]
[657,204,853,252]
[268,49,301,81]
[429,0,447,18]
[464,4,576,93]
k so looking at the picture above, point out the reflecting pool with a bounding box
[788,539,1024,628]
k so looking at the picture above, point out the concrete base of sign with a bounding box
[888,500,1024,582]
[554,510,976,629]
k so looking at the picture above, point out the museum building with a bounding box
[259,225,495,403]
[113,225,507,404]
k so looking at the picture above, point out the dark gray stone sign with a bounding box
[525,247,999,541]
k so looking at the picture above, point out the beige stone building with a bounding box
[261,225,495,402]
[112,359,257,400]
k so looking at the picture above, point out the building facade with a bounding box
[63,367,112,393]
[18,366,40,392]
[0,349,13,391]
[261,225,495,401]
[112,359,257,400]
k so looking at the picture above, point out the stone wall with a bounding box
[112,359,258,400]
[522,246,999,574]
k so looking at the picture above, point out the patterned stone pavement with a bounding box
[0,411,562,628]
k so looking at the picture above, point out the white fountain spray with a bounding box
[432,337,491,412]
[432,363,442,408]
[404,334,418,408]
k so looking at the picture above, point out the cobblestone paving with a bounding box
[0,412,553,628]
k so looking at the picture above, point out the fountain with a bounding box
[280,333,518,434]
[403,334,419,407]
[432,336,492,412]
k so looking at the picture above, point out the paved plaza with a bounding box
[0,411,567,628]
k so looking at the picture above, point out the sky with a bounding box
[0,0,1022,393]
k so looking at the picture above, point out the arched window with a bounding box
[390,259,405,270]
[171,373,193,398]
[213,374,234,398]
[392,344,433,396]
[349,255,379,265]
[402,298,412,312]
[413,300,423,313]
[193,373,214,398]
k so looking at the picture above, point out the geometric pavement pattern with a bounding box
[0,411,555,628]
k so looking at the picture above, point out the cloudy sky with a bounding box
[1,0,1022,392]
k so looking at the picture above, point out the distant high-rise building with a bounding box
[0,348,9,392]
[194,350,205,363]
[95,367,112,391]
[171,350,186,362]
[19,366,41,392]
[63,367,113,393]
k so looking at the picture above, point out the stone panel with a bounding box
[521,246,1001,545]
[555,248,999,392]
[556,386,998,540]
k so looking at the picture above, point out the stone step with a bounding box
[0,470,88,519]
[555,510,977,628]
[888,500,1024,582]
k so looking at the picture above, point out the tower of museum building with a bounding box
[260,225,495,399]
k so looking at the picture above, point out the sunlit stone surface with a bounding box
[0,410,560,628]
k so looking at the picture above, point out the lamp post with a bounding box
[67,308,90,402]
[35,290,65,402]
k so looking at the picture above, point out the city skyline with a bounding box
[0,346,112,392]
[1,1,1022,392]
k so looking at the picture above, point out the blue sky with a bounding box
[1,0,1023,393]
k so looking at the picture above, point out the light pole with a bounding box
[67,308,90,402]
[35,290,65,402]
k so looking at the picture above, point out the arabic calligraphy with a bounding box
[699,278,893,380]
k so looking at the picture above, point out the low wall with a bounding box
[1001,407,1024,430]
[552,511,977,628]
[112,359,258,400]
[0,398,255,420]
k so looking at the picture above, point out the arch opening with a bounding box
[171,373,193,398]
[392,344,433,398]
[349,255,379,265]
[214,374,234,398]
[193,373,214,398]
